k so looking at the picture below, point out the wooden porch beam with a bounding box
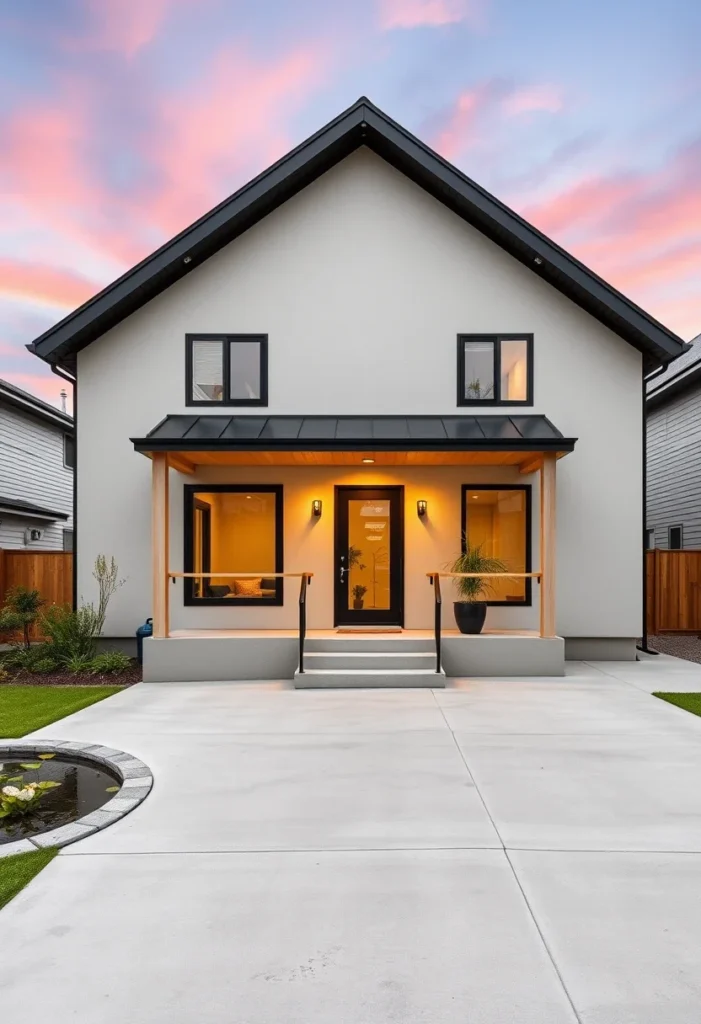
[151,452,170,638]
[167,452,196,475]
[519,455,543,475]
[540,452,557,638]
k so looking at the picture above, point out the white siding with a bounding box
[0,404,74,550]
[647,382,701,549]
[77,147,643,638]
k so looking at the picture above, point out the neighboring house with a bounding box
[29,98,686,683]
[646,333,701,550]
[0,378,74,551]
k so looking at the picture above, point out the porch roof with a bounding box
[131,414,576,469]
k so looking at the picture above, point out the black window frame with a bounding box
[668,525,683,550]
[185,333,268,407]
[63,433,75,469]
[183,484,283,606]
[457,334,534,407]
[461,483,532,606]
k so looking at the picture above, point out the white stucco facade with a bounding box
[76,148,643,644]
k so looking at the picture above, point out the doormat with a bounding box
[336,627,403,634]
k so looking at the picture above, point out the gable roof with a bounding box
[28,96,687,375]
[0,378,73,432]
[646,333,701,408]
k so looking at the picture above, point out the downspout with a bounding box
[636,362,666,656]
[51,364,77,612]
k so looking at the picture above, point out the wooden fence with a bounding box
[0,550,74,636]
[646,549,701,634]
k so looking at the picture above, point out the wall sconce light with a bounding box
[311,499,323,518]
[417,500,428,518]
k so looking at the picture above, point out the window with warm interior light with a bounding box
[458,334,533,405]
[461,485,531,604]
[186,334,268,406]
[183,485,283,604]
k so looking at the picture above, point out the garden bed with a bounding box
[2,662,141,687]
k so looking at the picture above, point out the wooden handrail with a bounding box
[426,572,542,579]
[168,572,314,579]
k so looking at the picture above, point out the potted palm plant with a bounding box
[352,584,368,610]
[449,542,507,634]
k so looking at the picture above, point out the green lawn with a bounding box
[654,692,701,717]
[0,848,58,910]
[0,685,123,738]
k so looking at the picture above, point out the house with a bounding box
[646,334,701,550]
[0,378,74,551]
[28,98,686,684]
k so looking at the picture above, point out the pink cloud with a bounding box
[503,85,564,116]
[0,258,99,310]
[431,85,494,161]
[143,44,328,236]
[69,0,191,58]
[378,0,472,29]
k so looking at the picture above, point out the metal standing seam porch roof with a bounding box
[131,414,577,453]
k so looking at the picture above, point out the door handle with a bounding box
[339,566,347,583]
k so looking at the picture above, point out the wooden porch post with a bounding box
[540,452,557,638]
[151,453,169,638]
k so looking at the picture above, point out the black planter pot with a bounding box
[453,601,487,634]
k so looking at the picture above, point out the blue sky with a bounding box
[1,0,699,408]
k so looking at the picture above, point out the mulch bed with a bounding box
[647,634,701,667]
[1,664,142,687]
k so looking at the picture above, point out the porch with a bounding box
[132,414,576,683]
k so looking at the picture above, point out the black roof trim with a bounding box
[131,414,577,454]
[28,97,686,373]
[0,378,73,431]
[646,334,701,408]
[0,497,69,521]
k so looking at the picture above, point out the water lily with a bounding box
[2,785,21,797]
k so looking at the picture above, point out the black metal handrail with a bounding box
[428,574,442,673]
[298,573,311,673]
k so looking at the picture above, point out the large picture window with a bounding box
[184,485,283,605]
[186,334,268,406]
[457,334,533,405]
[461,485,531,605]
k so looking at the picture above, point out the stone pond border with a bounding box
[0,740,153,857]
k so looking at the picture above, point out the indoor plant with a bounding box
[449,543,507,634]
[352,584,367,610]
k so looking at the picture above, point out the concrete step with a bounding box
[294,668,446,689]
[305,637,434,653]
[304,651,437,671]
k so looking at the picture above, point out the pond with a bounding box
[0,755,121,844]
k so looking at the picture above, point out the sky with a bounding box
[1,0,699,411]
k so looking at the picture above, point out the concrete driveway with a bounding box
[3,654,701,1023]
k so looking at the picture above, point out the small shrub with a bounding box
[40,604,101,664]
[2,644,56,672]
[64,654,94,675]
[0,586,44,648]
[31,657,59,674]
[89,651,132,676]
[0,663,11,682]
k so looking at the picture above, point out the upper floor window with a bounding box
[63,434,75,469]
[457,334,533,406]
[186,334,268,406]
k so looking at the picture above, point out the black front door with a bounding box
[334,486,404,627]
